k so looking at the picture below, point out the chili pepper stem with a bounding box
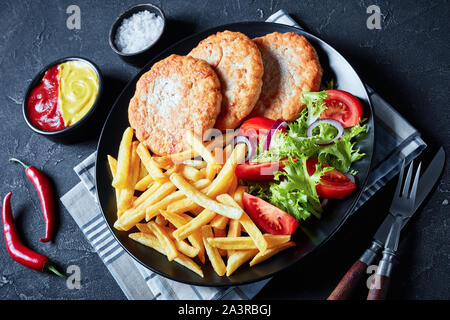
[46,264,67,279]
[9,158,30,170]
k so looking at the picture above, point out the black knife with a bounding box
[327,147,445,300]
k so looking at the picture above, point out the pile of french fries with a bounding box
[107,127,295,278]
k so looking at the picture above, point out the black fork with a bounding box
[367,160,422,300]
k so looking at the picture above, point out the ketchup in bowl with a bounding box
[26,60,99,132]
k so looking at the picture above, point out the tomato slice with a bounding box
[235,158,295,181]
[239,116,286,143]
[243,193,299,235]
[321,89,363,128]
[306,158,357,199]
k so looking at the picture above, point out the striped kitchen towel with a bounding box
[60,10,426,300]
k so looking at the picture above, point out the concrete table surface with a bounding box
[0,0,448,300]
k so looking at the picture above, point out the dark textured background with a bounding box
[0,0,448,300]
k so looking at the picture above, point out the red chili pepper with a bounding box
[2,192,65,278]
[9,158,55,242]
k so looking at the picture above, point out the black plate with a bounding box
[95,22,374,286]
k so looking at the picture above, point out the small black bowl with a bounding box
[23,56,103,143]
[109,3,166,58]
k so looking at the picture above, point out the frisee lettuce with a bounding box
[248,155,333,221]
[253,92,367,173]
[247,90,367,222]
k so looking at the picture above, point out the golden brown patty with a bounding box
[249,32,323,121]
[189,31,263,130]
[128,54,222,155]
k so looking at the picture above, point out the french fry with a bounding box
[136,143,166,183]
[174,238,200,258]
[226,249,258,276]
[147,221,178,261]
[192,229,206,264]
[112,127,134,189]
[165,164,180,176]
[190,206,205,216]
[114,181,176,231]
[216,193,268,253]
[206,163,219,181]
[227,174,238,195]
[239,212,268,253]
[158,224,200,258]
[181,165,203,181]
[151,156,174,169]
[172,253,204,277]
[249,241,296,267]
[223,144,233,163]
[185,131,217,164]
[202,225,226,276]
[107,155,121,204]
[159,210,206,264]
[213,227,227,256]
[157,131,236,165]
[139,160,148,180]
[228,219,241,238]
[206,143,246,198]
[129,233,203,277]
[133,181,161,208]
[135,174,153,191]
[145,219,199,258]
[146,179,211,220]
[167,198,200,215]
[159,209,191,226]
[199,167,207,179]
[206,235,290,250]
[213,147,224,165]
[233,186,247,208]
[170,173,243,219]
[155,214,168,226]
[185,131,221,175]
[227,219,241,257]
[210,215,229,229]
[183,159,207,169]
[172,209,216,241]
[117,141,140,216]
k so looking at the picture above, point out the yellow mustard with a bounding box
[58,61,99,126]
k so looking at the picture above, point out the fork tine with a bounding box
[409,162,421,201]
[395,159,406,197]
[402,161,414,197]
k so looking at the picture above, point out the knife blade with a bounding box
[373,147,445,244]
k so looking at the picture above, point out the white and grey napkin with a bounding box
[61,10,426,300]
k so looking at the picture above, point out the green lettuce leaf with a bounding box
[248,155,332,221]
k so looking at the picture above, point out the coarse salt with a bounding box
[115,10,164,54]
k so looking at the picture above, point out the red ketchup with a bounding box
[27,65,66,131]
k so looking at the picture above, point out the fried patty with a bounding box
[249,32,323,121]
[128,54,222,155]
[189,31,263,130]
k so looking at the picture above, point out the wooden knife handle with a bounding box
[327,260,368,300]
[367,274,390,300]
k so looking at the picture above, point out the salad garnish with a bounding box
[243,90,367,222]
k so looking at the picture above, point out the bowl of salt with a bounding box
[109,3,166,57]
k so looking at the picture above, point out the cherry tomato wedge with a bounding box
[243,192,299,235]
[235,158,296,181]
[239,117,286,143]
[307,158,357,199]
[321,89,363,128]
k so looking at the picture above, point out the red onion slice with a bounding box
[264,119,287,151]
[306,118,344,146]
[321,198,329,208]
[235,135,256,161]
